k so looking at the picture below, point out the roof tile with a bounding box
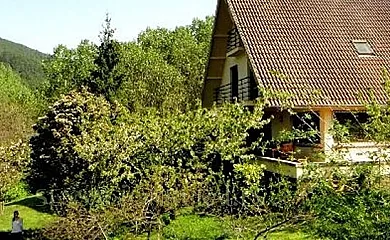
[226,0,390,106]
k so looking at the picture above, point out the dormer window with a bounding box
[352,40,375,56]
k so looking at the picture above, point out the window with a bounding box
[352,40,375,56]
[333,112,368,141]
[292,112,321,146]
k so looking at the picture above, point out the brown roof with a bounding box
[226,0,390,107]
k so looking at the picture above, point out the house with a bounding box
[202,0,390,177]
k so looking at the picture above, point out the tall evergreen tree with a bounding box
[89,14,123,100]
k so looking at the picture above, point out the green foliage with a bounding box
[29,90,131,207]
[28,88,269,220]
[362,69,390,143]
[0,38,48,89]
[137,16,213,108]
[234,163,265,197]
[88,15,123,100]
[3,181,30,203]
[43,41,97,100]
[115,42,186,111]
[304,165,390,240]
[0,63,43,144]
[330,119,351,143]
[43,16,213,110]
[0,141,30,203]
[0,63,40,108]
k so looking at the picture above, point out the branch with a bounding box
[253,215,308,240]
[97,221,108,240]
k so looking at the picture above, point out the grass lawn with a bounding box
[120,214,316,240]
[0,196,58,231]
[266,229,315,240]
[0,199,314,239]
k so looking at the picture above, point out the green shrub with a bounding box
[310,190,390,239]
[0,141,30,203]
[29,87,270,209]
[304,165,390,240]
[29,90,134,208]
[4,181,30,202]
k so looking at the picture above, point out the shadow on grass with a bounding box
[5,196,51,214]
[0,229,48,240]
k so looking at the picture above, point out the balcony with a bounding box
[227,28,244,56]
[214,76,258,104]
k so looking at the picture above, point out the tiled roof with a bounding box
[226,0,390,107]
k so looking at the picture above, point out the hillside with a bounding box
[0,38,48,88]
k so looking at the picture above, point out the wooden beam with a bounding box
[206,77,223,80]
[210,57,226,60]
[214,34,229,38]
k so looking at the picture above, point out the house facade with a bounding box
[202,0,390,177]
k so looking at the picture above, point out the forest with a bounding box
[1,15,390,240]
[0,38,48,89]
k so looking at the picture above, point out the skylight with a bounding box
[352,40,375,56]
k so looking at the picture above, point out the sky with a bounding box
[0,0,217,54]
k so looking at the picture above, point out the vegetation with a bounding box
[0,63,43,145]
[0,45,44,215]
[2,13,390,240]
[308,168,390,239]
[43,16,213,111]
[42,40,97,101]
[29,90,133,207]
[137,214,313,240]
[0,140,30,215]
[0,38,47,89]
[89,15,123,101]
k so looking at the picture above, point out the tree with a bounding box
[0,141,30,214]
[115,42,186,112]
[43,16,213,110]
[88,14,123,101]
[28,90,133,207]
[0,63,42,145]
[137,16,213,108]
[43,40,97,100]
[43,15,123,102]
[364,69,390,144]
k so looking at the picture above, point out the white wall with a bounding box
[333,142,390,162]
[221,53,248,85]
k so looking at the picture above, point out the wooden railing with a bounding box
[227,28,242,53]
[214,77,258,104]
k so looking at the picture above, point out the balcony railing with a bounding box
[214,77,258,104]
[227,28,242,53]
